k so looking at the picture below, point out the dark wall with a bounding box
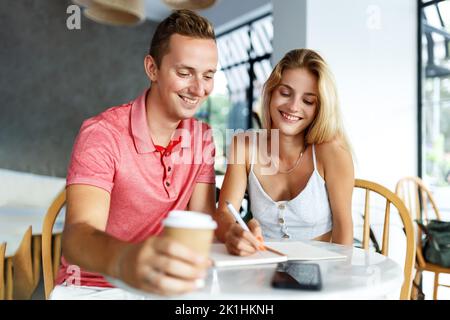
[0,0,158,177]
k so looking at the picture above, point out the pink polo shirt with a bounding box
[56,89,215,288]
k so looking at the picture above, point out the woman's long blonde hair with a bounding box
[261,49,350,150]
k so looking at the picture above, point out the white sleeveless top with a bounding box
[248,135,332,240]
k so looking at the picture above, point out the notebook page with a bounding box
[210,243,287,267]
[265,241,347,261]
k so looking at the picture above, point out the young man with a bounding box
[51,10,218,299]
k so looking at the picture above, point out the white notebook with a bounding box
[210,241,346,267]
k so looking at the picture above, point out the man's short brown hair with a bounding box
[149,9,216,67]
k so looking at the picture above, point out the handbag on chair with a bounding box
[416,220,450,267]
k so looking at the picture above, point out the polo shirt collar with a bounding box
[131,89,192,154]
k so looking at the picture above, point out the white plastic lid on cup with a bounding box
[163,210,217,230]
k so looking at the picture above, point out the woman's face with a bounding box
[269,67,319,137]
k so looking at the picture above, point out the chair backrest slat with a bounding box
[422,189,428,222]
[381,200,390,256]
[0,243,5,300]
[414,182,420,220]
[52,234,62,280]
[5,258,13,300]
[362,189,370,250]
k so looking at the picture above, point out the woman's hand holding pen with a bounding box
[225,218,265,256]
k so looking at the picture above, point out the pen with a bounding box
[225,200,249,231]
[225,200,265,250]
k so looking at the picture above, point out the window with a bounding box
[195,13,273,174]
[419,0,450,215]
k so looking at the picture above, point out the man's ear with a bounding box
[144,55,158,82]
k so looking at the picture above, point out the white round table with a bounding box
[108,240,404,300]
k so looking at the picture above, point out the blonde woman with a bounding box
[214,49,354,256]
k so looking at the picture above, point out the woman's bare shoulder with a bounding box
[315,137,352,165]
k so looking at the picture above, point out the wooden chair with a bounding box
[354,179,415,300]
[42,189,66,300]
[395,176,450,300]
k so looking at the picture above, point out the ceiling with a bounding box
[144,0,271,31]
[144,0,172,22]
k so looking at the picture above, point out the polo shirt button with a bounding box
[278,204,285,210]
[167,166,172,172]
[165,181,170,187]
[278,218,284,224]
[282,234,290,239]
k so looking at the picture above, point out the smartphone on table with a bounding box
[271,262,322,290]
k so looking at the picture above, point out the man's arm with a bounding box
[62,184,210,295]
[187,182,216,215]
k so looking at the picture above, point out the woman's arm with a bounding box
[213,133,262,255]
[317,138,354,245]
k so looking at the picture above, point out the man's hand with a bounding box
[115,237,211,296]
[224,218,264,256]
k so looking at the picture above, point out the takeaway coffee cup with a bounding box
[162,210,217,258]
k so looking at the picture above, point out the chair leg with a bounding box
[411,269,423,300]
[433,272,439,300]
[32,236,42,289]
[5,258,13,300]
